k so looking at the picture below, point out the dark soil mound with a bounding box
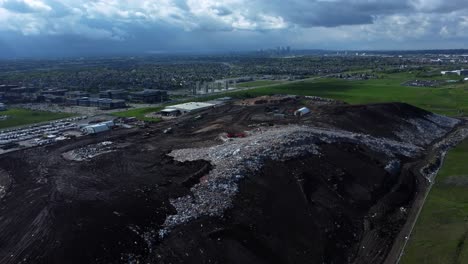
[0,99,459,264]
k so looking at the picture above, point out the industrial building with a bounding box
[164,102,215,115]
[44,95,66,103]
[98,99,126,109]
[161,97,232,117]
[81,121,114,134]
[129,89,168,103]
[66,91,90,98]
[41,89,68,96]
[99,89,128,100]
[441,69,468,76]
[160,108,181,117]
[68,97,126,109]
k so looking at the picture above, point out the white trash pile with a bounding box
[395,113,460,146]
[159,124,437,237]
[304,95,340,104]
[63,141,114,161]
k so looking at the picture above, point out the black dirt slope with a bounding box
[150,143,415,264]
[320,103,440,141]
[0,99,458,264]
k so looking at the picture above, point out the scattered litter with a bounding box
[62,141,115,161]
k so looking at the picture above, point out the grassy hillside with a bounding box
[113,72,468,120]
[220,74,468,116]
[111,106,163,121]
[402,139,468,264]
[237,80,284,88]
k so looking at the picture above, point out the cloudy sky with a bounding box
[0,0,467,57]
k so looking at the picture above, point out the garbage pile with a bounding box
[304,96,341,104]
[63,141,114,161]
[395,113,460,146]
[0,168,11,200]
[160,124,433,237]
[402,80,443,87]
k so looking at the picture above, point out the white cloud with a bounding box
[0,0,467,54]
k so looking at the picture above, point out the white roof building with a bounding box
[81,121,113,134]
[165,102,215,114]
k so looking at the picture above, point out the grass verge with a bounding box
[401,139,468,264]
[111,106,163,122]
[237,80,284,88]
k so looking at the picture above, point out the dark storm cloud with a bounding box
[253,0,414,27]
[0,0,468,57]
[213,6,232,16]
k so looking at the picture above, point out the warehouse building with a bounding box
[99,89,128,100]
[164,102,215,115]
[41,89,68,96]
[69,97,126,109]
[81,121,114,134]
[66,91,90,98]
[160,108,181,117]
[129,89,168,103]
[441,69,468,76]
[98,99,126,109]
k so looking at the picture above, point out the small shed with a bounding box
[294,107,311,117]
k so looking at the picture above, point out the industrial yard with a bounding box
[0,95,466,263]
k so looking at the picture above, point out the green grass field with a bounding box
[0,108,74,129]
[401,139,468,264]
[114,72,468,120]
[237,80,283,88]
[111,106,163,122]
[216,73,468,116]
